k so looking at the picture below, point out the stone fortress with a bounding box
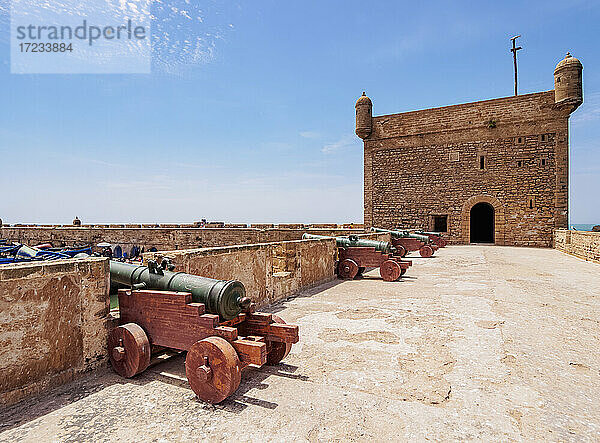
[356,53,583,247]
[1,50,600,441]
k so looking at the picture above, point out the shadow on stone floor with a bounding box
[141,355,310,413]
[0,367,120,433]
[0,353,311,432]
[264,278,346,314]
[265,273,414,315]
[212,363,310,413]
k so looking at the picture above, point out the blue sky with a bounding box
[0,0,598,224]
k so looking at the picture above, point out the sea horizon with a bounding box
[570,223,598,231]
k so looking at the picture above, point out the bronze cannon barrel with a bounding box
[371,227,430,243]
[302,233,395,254]
[109,260,250,320]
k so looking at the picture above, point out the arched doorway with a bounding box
[470,202,494,243]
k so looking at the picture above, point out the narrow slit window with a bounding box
[541,158,547,166]
[479,155,485,170]
[517,160,522,167]
[541,134,546,142]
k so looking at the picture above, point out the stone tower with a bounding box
[554,52,583,112]
[355,92,372,139]
[357,51,584,247]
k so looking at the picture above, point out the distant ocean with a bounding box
[570,224,598,231]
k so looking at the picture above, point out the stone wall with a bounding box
[0,233,379,406]
[145,238,337,308]
[363,91,574,247]
[0,258,110,406]
[554,229,600,264]
[0,225,364,253]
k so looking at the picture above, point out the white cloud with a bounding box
[299,131,320,139]
[260,141,294,151]
[571,92,600,126]
[321,135,359,154]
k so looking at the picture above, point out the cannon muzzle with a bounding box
[109,260,249,320]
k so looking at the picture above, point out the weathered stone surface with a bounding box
[1,246,599,440]
[361,91,574,247]
[0,236,342,406]
[145,238,337,309]
[554,229,600,263]
[0,258,110,406]
[0,226,364,252]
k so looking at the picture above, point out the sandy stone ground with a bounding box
[1,246,599,442]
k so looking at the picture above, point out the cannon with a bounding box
[302,233,411,281]
[109,261,299,404]
[110,260,251,321]
[302,233,395,254]
[370,228,439,258]
[414,231,448,248]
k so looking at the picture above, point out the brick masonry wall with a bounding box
[363,91,574,247]
[554,229,600,264]
[0,226,364,252]
[0,258,110,406]
[144,238,337,308]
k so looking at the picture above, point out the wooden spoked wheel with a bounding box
[108,323,151,378]
[419,245,434,258]
[379,260,402,282]
[338,259,359,279]
[266,315,292,365]
[396,245,407,257]
[185,336,241,404]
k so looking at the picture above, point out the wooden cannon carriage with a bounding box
[302,233,412,282]
[370,228,441,258]
[415,232,448,248]
[391,238,439,258]
[337,247,412,282]
[109,289,299,404]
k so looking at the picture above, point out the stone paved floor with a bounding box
[1,246,600,442]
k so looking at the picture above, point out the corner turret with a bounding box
[554,52,583,112]
[355,92,373,139]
